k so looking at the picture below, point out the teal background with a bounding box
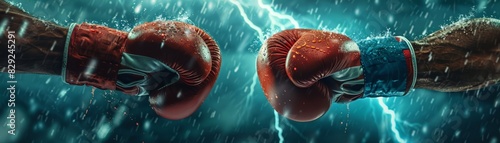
[1,0,499,142]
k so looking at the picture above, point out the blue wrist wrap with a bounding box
[358,36,416,98]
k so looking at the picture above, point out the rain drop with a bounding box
[134,4,142,14]
[428,52,433,61]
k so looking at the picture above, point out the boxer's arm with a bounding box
[0,0,67,75]
[412,18,500,92]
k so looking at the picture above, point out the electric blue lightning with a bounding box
[228,0,264,41]
[245,74,258,109]
[274,110,285,143]
[378,98,406,143]
[256,0,299,29]
[229,0,300,142]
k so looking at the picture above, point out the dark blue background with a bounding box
[1,0,499,142]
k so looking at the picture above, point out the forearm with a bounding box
[0,0,67,75]
[412,42,499,92]
[412,18,500,92]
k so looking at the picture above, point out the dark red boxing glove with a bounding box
[63,21,221,120]
[257,29,416,122]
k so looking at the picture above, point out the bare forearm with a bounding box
[0,0,67,75]
[413,18,500,92]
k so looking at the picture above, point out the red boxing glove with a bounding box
[257,29,416,122]
[63,21,221,120]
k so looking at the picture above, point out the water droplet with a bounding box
[18,20,29,37]
[234,65,239,72]
[177,91,182,98]
[428,52,433,61]
[49,41,57,51]
[134,4,142,14]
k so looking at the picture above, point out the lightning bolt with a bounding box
[229,0,300,142]
[229,0,264,41]
[377,98,406,143]
[274,110,285,143]
[256,0,300,30]
[244,74,258,111]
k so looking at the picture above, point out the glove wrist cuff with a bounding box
[62,23,127,90]
[397,36,417,94]
[358,36,417,98]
